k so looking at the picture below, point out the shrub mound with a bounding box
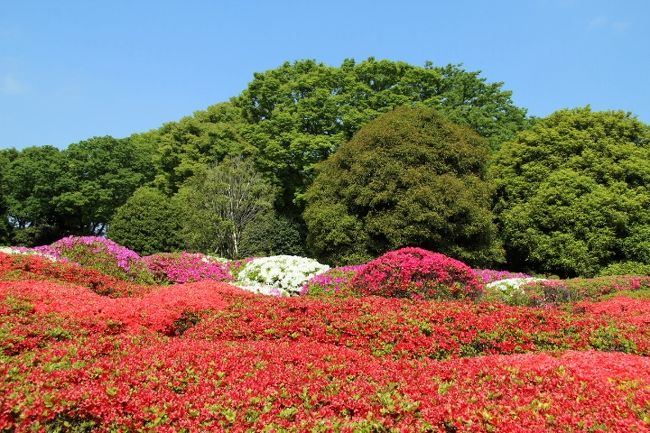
[0,252,150,297]
[35,236,154,284]
[235,255,329,296]
[301,264,366,297]
[143,252,232,284]
[351,247,483,300]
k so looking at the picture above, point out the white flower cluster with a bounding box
[486,277,545,293]
[0,247,57,261]
[235,255,330,296]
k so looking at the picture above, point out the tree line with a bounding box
[1,58,649,278]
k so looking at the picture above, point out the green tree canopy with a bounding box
[108,186,183,256]
[54,135,156,235]
[3,146,67,245]
[151,58,528,220]
[177,156,276,258]
[304,106,504,266]
[0,150,16,244]
[491,107,650,277]
[150,102,256,194]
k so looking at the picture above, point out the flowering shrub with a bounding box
[235,255,329,296]
[473,268,532,284]
[2,259,650,431]
[36,236,154,283]
[481,277,546,305]
[351,247,483,300]
[0,246,58,261]
[300,264,366,297]
[143,252,232,284]
[0,252,150,297]
[510,275,650,307]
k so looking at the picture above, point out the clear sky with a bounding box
[1,0,648,149]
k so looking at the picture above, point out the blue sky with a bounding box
[1,0,648,149]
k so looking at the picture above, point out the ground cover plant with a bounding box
[1,240,649,432]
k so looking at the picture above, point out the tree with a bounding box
[239,213,306,257]
[151,59,528,221]
[492,107,650,277]
[150,102,256,194]
[54,136,156,235]
[178,156,276,258]
[107,186,183,255]
[0,150,16,244]
[3,146,67,245]
[304,106,503,266]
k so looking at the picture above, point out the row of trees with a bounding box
[2,58,649,277]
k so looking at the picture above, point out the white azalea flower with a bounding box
[236,255,329,296]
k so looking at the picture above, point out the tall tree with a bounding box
[492,107,650,277]
[3,146,66,245]
[151,102,256,194]
[55,136,156,235]
[178,156,276,258]
[304,106,503,266]
[151,58,528,219]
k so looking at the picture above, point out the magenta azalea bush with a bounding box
[143,252,233,284]
[301,264,366,297]
[351,247,483,300]
[35,236,154,284]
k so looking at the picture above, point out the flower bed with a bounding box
[301,264,366,296]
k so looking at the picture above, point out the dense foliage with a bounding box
[177,156,276,258]
[108,186,184,255]
[305,106,503,266]
[1,137,155,246]
[150,59,527,218]
[492,107,650,277]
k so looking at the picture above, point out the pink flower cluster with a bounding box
[473,268,532,283]
[301,264,366,296]
[39,236,142,272]
[351,247,483,300]
[143,253,233,284]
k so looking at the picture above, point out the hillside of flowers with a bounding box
[1,237,650,432]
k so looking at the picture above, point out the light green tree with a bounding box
[492,107,650,277]
[178,156,276,258]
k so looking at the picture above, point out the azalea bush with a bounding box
[2,274,650,431]
[143,252,232,284]
[484,275,650,307]
[301,264,366,297]
[351,247,483,300]
[481,277,547,305]
[235,255,329,296]
[35,236,154,284]
[0,252,151,297]
[473,268,532,284]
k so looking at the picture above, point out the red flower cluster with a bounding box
[0,252,150,297]
[351,247,483,300]
[1,249,649,432]
[2,336,649,432]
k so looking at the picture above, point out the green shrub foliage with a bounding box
[304,106,503,266]
[239,214,306,258]
[108,187,183,255]
[492,107,650,277]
